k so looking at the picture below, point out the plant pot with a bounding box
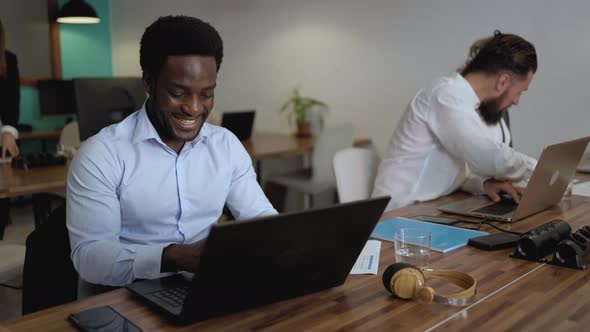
[296,122,312,137]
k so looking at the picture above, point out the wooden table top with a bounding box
[0,132,371,199]
[0,163,68,199]
[18,130,61,141]
[242,132,315,162]
[3,191,590,331]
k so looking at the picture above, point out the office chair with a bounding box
[26,122,80,229]
[333,147,380,203]
[22,203,78,314]
[266,123,354,210]
[59,121,81,150]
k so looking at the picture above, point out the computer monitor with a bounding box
[37,80,77,117]
[221,110,256,140]
[73,77,147,140]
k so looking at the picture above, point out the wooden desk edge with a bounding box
[18,130,62,141]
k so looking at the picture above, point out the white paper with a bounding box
[350,240,381,275]
[572,181,590,197]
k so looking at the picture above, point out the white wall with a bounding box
[110,0,590,157]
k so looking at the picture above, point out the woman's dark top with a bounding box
[0,50,20,127]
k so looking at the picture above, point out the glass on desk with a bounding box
[394,228,431,267]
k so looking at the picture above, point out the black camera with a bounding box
[552,226,590,270]
[512,220,571,261]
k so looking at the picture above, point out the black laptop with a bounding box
[126,196,390,323]
[221,110,256,140]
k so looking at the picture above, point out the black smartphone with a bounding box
[68,306,142,332]
[468,233,521,251]
[411,215,460,225]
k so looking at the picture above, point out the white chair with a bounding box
[0,241,26,288]
[43,121,80,209]
[333,147,380,203]
[267,123,354,209]
[59,121,81,150]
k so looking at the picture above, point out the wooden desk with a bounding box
[243,132,371,162]
[0,132,372,199]
[242,132,314,162]
[17,130,62,152]
[3,192,589,331]
[431,195,590,331]
[18,130,61,141]
[0,164,67,199]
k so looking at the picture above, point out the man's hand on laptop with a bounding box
[483,179,523,204]
[161,240,206,273]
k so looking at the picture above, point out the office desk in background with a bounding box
[17,130,61,142]
[17,130,62,152]
[0,164,67,199]
[3,191,590,331]
[0,132,372,199]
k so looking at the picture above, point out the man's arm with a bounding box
[462,153,536,202]
[429,93,535,182]
[67,139,170,286]
[461,172,523,203]
[225,135,277,220]
[1,131,19,158]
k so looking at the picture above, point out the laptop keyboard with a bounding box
[471,198,518,216]
[150,285,189,308]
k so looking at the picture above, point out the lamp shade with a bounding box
[57,0,101,24]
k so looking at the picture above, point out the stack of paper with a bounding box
[572,181,590,197]
[350,240,381,275]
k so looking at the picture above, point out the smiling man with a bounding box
[373,31,538,212]
[67,16,277,287]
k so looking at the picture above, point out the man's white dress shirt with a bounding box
[372,73,536,212]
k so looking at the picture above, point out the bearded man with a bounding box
[373,30,538,212]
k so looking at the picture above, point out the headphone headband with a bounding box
[383,263,477,306]
[426,269,477,305]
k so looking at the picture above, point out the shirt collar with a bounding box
[132,103,209,147]
[454,72,481,108]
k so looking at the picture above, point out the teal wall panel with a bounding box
[58,0,112,79]
[19,0,112,133]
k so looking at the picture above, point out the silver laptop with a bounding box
[438,136,590,222]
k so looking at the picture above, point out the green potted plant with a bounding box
[279,87,327,137]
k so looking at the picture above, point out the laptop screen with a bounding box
[181,196,390,321]
[221,110,255,140]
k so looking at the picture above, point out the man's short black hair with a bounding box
[140,15,224,79]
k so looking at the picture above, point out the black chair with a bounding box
[22,203,78,315]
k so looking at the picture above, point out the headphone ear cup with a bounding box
[382,263,415,293]
[382,262,425,299]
